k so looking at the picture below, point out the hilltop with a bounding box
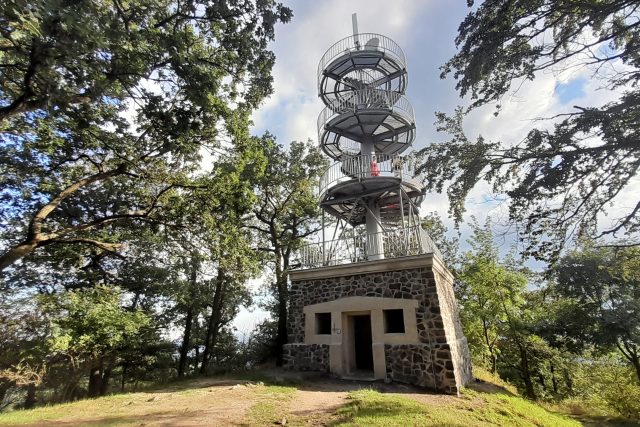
[2,370,633,427]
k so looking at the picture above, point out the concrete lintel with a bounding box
[291,253,451,281]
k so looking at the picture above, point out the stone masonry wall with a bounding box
[434,269,474,386]
[288,268,445,345]
[282,343,329,372]
[384,344,457,393]
[286,261,472,394]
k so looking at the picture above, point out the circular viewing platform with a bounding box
[318,89,415,160]
[318,33,407,108]
[318,153,425,225]
[319,153,418,196]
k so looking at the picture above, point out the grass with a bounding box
[472,366,519,395]
[334,388,581,427]
[0,392,149,426]
[245,384,298,426]
[544,399,640,427]
[0,377,261,426]
[1,370,637,426]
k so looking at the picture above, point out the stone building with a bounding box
[283,17,472,394]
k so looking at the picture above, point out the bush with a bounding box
[572,356,640,420]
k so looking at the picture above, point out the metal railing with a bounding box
[324,88,403,113]
[296,226,442,270]
[317,89,414,140]
[317,33,406,85]
[319,153,416,197]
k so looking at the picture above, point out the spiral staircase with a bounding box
[298,28,440,269]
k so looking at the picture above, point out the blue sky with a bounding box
[556,78,588,104]
[233,0,636,332]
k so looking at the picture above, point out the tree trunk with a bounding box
[178,306,194,377]
[0,241,38,271]
[537,373,546,390]
[519,344,536,400]
[200,310,218,374]
[617,341,640,383]
[630,355,640,384]
[482,318,497,374]
[0,165,126,271]
[200,272,226,374]
[99,367,111,396]
[563,368,574,396]
[625,346,640,384]
[88,367,101,397]
[121,365,127,392]
[550,362,558,394]
[131,293,140,310]
[23,384,36,409]
[178,257,199,377]
[275,275,288,367]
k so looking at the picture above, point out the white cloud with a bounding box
[251,0,434,145]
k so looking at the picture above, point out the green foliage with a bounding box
[0,292,48,409]
[0,0,307,410]
[0,0,291,271]
[457,220,528,373]
[420,212,460,267]
[550,245,640,381]
[0,0,292,117]
[571,355,640,420]
[251,137,328,364]
[41,286,150,361]
[419,0,640,260]
[242,319,279,366]
[0,124,273,400]
[456,221,639,414]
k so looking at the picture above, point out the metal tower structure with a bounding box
[299,15,440,268]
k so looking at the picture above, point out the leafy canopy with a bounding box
[550,245,640,381]
[419,0,640,260]
[0,0,291,271]
[41,286,151,362]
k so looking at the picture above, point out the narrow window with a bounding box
[315,312,332,335]
[383,309,405,333]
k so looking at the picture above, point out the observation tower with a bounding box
[284,16,472,394]
[306,14,433,265]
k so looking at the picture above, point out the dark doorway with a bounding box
[352,314,373,371]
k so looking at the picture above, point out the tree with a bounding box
[40,285,152,398]
[418,0,640,260]
[550,245,640,382]
[0,0,292,271]
[457,220,527,374]
[250,137,327,365]
[0,292,48,409]
[0,134,265,399]
[151,141,263,377]
[456,220,564,399]
[420,211,460,267]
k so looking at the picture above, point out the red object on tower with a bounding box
[370,157,380,176]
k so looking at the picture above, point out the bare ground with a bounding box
[6,374,476,427]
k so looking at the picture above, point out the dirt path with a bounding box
[286,380,351,425]
[278,377,467,426]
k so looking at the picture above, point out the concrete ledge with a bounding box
[291,253,450,281]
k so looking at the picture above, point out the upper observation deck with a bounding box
[318,88,415,160]
[318,33,408,108]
